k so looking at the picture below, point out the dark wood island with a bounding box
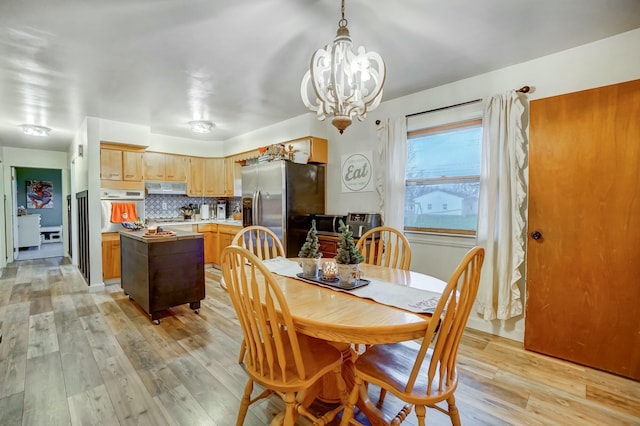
[120,228,205,324]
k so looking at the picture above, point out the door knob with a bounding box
[531,231,542,240]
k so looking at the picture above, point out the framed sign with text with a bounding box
[341,151,373,193]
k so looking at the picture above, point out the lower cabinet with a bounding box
[318,235,339,259]
[217,224,242,265]
[102,232,121,280]
[197,224,219,264]
[120,232,204,323]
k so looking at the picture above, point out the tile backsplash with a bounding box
[145,195,241,220]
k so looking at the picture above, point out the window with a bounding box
[404,118,482,235]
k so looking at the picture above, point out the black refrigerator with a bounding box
[241,160,325,257]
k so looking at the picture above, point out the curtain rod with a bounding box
[401,85,531,120]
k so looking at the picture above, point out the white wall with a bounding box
[223,114,330,157]
[222,28,640,342]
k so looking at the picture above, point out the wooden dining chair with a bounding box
[340,246,485,426]
[232,225,285,260]
[230,226,285,363]
[220,245,348,426]
[356,226,412,271]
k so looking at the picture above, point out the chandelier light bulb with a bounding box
[301,0,385,134]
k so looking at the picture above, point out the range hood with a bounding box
[145,181,187,195]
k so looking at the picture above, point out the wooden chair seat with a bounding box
[340,247,485,426]
[353,341,454,404]
[221,245,348,426]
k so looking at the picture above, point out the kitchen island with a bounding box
[120,228,205,324]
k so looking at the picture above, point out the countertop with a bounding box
[120,228,204,243]
[147,219,243,227]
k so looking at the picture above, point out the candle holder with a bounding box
[322,260,338,281]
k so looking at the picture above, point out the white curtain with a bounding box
[376,117,407,230]
[476,91,528,320]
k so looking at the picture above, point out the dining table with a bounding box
[263,258,447,426]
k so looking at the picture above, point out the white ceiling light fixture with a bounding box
[20,124,51,137]
[188,120,214,134]
[301,0,385,134]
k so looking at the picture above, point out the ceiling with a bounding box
[1,0,639,153]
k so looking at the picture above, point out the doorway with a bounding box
[13,167,64,261]
[525,79,640,380]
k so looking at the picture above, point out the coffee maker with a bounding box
[346,213,382,238]
[216,200,226,220]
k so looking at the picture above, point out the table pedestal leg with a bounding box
[321,343,390,426]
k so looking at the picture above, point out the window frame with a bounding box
[404,118,482,236]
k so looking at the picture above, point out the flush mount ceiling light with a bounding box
[20,124,51,137]
[188,120,214,134]
[301,0,385,134]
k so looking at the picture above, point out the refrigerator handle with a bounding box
[253,190,260,225]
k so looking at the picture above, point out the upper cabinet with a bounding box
[284,136,328,164]
[188,157,205,196]
[224,157,239,197]
[188,157,225,197]
[100,143,145,189]
[144,152,187,181]
[204,158,225,197]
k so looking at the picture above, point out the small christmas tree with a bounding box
[298,220,322,259]
[335,220,364,264]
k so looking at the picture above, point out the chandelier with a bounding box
[301,0,385,134]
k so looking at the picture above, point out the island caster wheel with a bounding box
[194,309,200,314]
[153,319,160,325]
[128,295,133,300]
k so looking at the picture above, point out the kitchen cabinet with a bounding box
[100,149,123,180]
[188,157,205,196]
[224,156,242,196]
[318,235,339,259]
[100,143,145,189]
[197,223,218,264]
[120,230,204,324]
[217,224,242,265]
[188,157,224,197]
[144,152,187,181]
[123,151,144,181]
[102,232,121,280]
[204,158,225,197]
[284,136,328,164]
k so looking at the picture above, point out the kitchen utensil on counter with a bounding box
[201,204,210,220]
[178,204,195,220]
[216,201,226,220]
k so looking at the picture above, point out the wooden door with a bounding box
[525,80,640,380]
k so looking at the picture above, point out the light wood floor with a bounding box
[0,257,638,426]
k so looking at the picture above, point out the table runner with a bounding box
[262,257,442,314]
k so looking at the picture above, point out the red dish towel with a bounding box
[110,202,138,223]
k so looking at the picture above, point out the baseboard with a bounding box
[466,315,525,343]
